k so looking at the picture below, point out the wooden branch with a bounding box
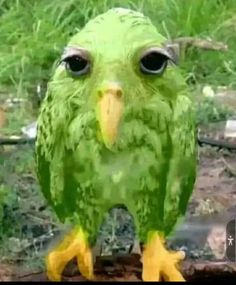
[221,156,236,177]
[0,137,35,145]
[197,137,236,150]
[16,230,59,254]
[170,37,228,52]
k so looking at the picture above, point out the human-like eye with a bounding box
[61,47,90,76]
[140,48,170,75]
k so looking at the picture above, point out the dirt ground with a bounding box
[2,254,236,282]
[0,145,235,282]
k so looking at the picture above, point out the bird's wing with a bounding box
[163,94,197,235]
[35,92,79,222]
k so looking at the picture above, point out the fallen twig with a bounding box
[0,137,35,145]
[25,212,58,227]
[170,37,228,52]
[197,137,236,151]
[18,271,44,279]
[16,229,60,254]
[220,156,236,177]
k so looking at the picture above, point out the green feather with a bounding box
[35,8,197,244]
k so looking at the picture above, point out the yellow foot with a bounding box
[142,232,185,282]
[46,227,94,281]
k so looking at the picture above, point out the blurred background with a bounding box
[0,0,236,281]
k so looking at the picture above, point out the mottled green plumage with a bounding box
[35,8,197,245]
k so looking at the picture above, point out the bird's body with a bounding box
[36,8,197,281]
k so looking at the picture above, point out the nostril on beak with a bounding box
[116,89,123,99]
[104,87,123,99]
[98,82,123,99]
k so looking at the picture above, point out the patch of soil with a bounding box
[1,254,236,282]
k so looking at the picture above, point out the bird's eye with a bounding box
[140,51,169,75]
[64,55,90,76]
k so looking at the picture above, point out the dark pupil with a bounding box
[141,52,167,71]
[67,56,87,72]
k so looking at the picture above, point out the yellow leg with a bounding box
[46,226,94,281]
[142,231,185,282]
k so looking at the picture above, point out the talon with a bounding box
[77,245,95,280]
[171,250,185,262]
[46,227,94,281]
[142,232,185,282]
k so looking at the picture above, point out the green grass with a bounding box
[1,0,236,98]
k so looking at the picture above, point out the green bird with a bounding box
[35,8,197,282]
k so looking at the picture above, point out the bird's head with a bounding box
[48,8,184,151]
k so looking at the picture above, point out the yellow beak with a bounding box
[97,83,123,147]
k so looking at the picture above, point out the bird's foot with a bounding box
[142,232,185,281]
[46,226,94,281]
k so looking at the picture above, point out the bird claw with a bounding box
[142,232,185,281]
[46,227,94,281]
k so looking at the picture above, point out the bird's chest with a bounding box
[70,144,159,206]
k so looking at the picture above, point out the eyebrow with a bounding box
[61,46,89,61]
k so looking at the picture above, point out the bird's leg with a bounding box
[141,231,185,282]
[46,226,94,281]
